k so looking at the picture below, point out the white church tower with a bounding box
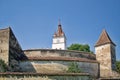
[52,20,66,50]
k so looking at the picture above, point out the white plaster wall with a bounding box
[52,37,66,50]
[53,37,65,43]
[52,43,66,50]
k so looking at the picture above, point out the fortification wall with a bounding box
[20,58,99,77]
[24,49,96,60]
[0,27,26,71]
[8,28,25,71]
[22,49,98,77]
[0,28,9,65]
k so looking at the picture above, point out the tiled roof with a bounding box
[53,23,65,37]
[23,57,98,63]
[95,29,115,47]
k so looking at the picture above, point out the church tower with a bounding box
[95,29,116,77]
[52,21,66,50]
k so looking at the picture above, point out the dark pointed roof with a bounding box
[95,29,116,47]
[53,20,65,37]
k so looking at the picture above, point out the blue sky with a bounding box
[0,0,120,60]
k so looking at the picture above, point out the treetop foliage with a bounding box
[67,43,93,53]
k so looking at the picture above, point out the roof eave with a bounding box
[95,42,116,47]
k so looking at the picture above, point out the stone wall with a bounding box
[0,27,26,71]
[20,60,99,78]
[0,28,9,65]
[22,49,99,78]
[8,28,26,71]
[95,44,116,77]
[0,72,91,80]
[24,49,96,60]
[0,27,99,79]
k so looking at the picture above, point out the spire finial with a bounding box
[58,19,61,25]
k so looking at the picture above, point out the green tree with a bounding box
[67,43,93,53]
[116,61,120,73]
[0,59,7,72]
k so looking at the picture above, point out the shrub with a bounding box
[67,62,81,73]
[116,61,120,73]
[0,59,7,72]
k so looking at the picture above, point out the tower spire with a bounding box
[95,29,115,47]
[52,20,66,50]
[58,19,61,26]
[53,19,65,37]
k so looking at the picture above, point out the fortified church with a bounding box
[0,21,119,79]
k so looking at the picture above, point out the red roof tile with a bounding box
[95,29,115,47]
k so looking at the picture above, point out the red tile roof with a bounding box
[95,29,115,47]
